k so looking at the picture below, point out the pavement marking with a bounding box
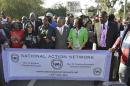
[27,80,36,86]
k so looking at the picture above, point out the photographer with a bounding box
[38,16,56,49]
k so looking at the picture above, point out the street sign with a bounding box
[67,1,81,13]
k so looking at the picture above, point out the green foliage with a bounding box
[96,0,118,12]
[46,3,67,17]
[0,0,45,18]
[126,2,130,12]
[118,5,124,17]
[118,3,130,18]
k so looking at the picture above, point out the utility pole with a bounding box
[124,0,127,20]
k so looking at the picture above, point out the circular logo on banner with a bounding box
[93,67,102,76]
[51,59,63,70]
[11,53,19,63]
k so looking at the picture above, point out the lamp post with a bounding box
[97,5,102,17]
[124,0,127,20]
[120,0,128,20]
[106,0,110,13]
[95,0,101,16]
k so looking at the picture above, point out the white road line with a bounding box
[27,80,36,86]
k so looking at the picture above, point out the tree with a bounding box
[118,2,130,19]
[95,0,118,12]
[87,6,97,17]
[0,0,45,18]
[46,3,67,17]
[118,5,124,18]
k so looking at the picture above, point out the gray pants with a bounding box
[0,53,6,86]
[119,63,128,83]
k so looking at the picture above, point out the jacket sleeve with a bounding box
[68,28,73,42]
[82,28,88,47]
[112,37,121,49]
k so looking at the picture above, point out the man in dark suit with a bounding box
[29,12,42,35]
[98,11,120,81]
[99,11,119,50]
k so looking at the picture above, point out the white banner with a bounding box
[67,1,81,13]
[2,48,112,82]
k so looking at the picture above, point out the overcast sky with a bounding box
[43,0,130,13]
[43,0,96,9]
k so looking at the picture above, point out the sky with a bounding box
[43,0,96,9]
[43,0,130,9]
[43,0,130,15]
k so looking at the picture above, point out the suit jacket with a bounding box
[106,21,120,49]
[96,21,119,49]
[94,22,101,47]
[55,26,69,49]
[68,27,88,49]
[31,19,42,35]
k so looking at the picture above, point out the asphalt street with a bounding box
[6,80,97,86]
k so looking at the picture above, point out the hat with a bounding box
[46,12,53,17]
[29,12,36,17]
[22,16,27,20]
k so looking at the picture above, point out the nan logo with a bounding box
[11,54,19,63]
[51,59,63,70]
[93,67,102,76]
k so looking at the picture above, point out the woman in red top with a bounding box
[9,22,24,48]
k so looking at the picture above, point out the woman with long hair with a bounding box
[23,22,38,48]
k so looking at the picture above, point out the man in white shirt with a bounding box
[55,17,69,49]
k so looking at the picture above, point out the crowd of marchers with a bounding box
[0,11,130,85]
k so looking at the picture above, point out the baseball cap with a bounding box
[46,12,53,17]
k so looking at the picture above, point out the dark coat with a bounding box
[106,21,120,49]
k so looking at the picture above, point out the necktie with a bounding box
[103,24,105,29]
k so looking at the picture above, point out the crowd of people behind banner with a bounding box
[0,10,130,85]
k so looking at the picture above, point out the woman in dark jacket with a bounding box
[23,22,38,48]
